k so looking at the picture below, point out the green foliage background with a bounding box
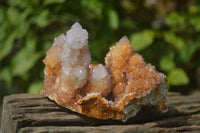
[0,0,200,99]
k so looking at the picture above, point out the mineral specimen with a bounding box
[41,22,168,122]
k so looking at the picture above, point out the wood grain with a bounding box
[1,92,200,133]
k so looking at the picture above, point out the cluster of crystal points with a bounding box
[41,22,167,122]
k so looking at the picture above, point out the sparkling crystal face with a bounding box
[41,22,168,122]
[65,22,88,49]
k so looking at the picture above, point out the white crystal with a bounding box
[119,36,129,43]
[86,64,111,97]
[61,49,80,66]
[73,66,87,80]
[65,22,88,50]
[92,64,108,80]
[60,22,91,89]
[62,67,72,76]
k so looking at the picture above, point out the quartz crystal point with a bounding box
[41,22,168,122]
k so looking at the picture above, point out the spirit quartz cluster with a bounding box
[41,22,168,122]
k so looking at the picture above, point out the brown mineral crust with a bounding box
[103,37,168,117]
[105,37,134,101]
[115,94,136,111]
[105,38,165,104]
[77,94,124,120]
[125,53,162,98]
[42,44,63,97]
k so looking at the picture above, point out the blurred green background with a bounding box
[0,0,200,100]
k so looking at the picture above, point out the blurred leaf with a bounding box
[44,0,65,6]
[81,0,103,16]
[7,0,29,7]
[11,39,41,76]
[0,23,9,41]
[190,16,200,31]
[35,10,50,27]
[166,12,185,27]
[121,19,135,29]
[7,0,19,6]
[25,36,37,51]
[0,68,12,88]
[7,7,19,25]
[178,44,197,62]
[189,5,198,14]
[16,21,30,37]
[28,81,44,94]
[160,55,175,72]
[0,32,16,61]
[19,8,32,20]
[0,7,6,23]
[130,30,155,51]
[168,68,189,86]
[107,9,119,30]
[164,32,185,50]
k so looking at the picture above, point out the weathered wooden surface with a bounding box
[1,92,200,133]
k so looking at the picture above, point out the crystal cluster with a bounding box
[41,22,167,122]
